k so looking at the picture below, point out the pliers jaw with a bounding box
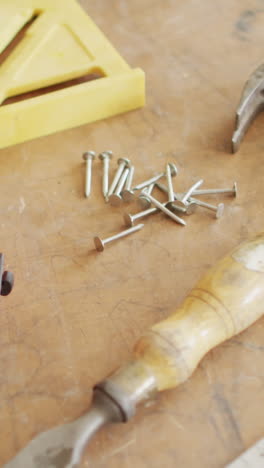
[232,64,264,152]
[0,254,14,296]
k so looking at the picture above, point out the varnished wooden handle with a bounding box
[133,233,264,391]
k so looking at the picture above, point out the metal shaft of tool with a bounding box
[190,197,224,218]
[181,179,204,204]
[108,161,127,197]
[166,163,175,203]
[104,224,144,246]
[142,191,186,226]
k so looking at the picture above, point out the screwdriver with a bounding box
[4,232,264,468]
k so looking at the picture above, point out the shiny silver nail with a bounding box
[189,198,225,218]
[155,182,196,215]
[109,167,130,206]
[132,163,178,192]
[99,151,113,201]
[142,190,186,226]
[166,163,176,208]
[124,206,158,227]
[122,166,135,202]
[108,157,130,198]
[94,224,144,252]
[82,151,96,198]
[186,182,237,197]
[138,183,155,209]
[170,179,203,215]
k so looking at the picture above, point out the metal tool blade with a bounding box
[232,64,264,152]
[3,391,122,468]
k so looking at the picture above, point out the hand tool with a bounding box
[0,253,14,296]
[6,231,264,468]
[232,64,264,152]
[0,0,145,149]
[226,438,264,467]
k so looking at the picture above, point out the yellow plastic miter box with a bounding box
[0,0,145,148]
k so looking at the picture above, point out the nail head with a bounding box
[94,237,104,252]
[83,151,96,161]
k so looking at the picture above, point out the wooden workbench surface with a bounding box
[1,0,264,466]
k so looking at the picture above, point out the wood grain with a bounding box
[0,0,264,467]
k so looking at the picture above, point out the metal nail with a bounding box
[109,167,130,206]
[82,151,96,198]
[122,166,135,202]
[185,182,238,197]
[169,201,197,216]
[142,190,186,226]
[166,163,176,208]
[170,179,203,213]
[189,197,225,218]
[156,182,197,215]
[181,179,204,204]
[138,183,155,209]
[99,151,113,201]
[156,182,180,198]
[124,206,158,227]
[108,157,130,198]
[94,224,144,252]
[132,163,178,192]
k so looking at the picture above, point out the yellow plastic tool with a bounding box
[0,0,145,148]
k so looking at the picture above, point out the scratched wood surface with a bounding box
[1,0,264,467]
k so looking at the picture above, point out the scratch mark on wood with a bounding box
[212,384,244,451]
[106,439,136,458]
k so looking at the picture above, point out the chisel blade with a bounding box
[3,393,119,468]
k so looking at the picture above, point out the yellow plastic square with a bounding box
[0,0,145,148]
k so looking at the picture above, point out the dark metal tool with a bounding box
[232,64,264,152]
[3,232,264,468]
[0,253,14,296]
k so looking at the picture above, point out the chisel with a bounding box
[4,232,264,468]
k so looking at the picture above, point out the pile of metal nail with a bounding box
[82,151,237,252]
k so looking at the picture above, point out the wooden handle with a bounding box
[133,233,264,391]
